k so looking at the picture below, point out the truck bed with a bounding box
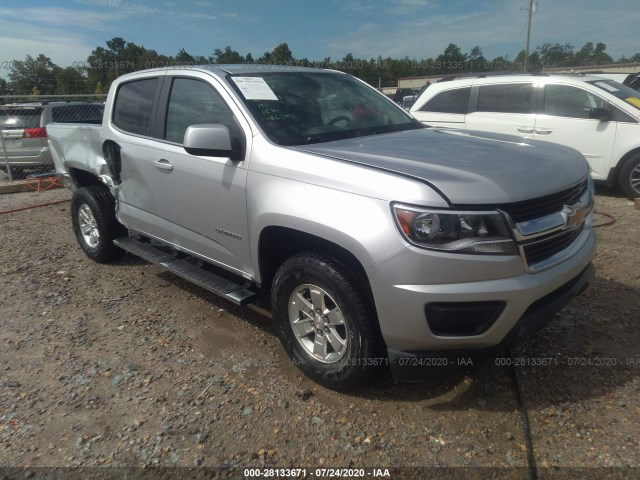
[47,123,104,182]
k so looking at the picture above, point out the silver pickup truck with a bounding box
[48,65,596,389]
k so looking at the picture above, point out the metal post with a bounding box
[524,0,534,72]
[1,130,13,182]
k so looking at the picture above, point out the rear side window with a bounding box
[420,87,470,114]
[113,78,158,136]
[0,108,42,130]
[52,104,104,124]
[477,84,533,114]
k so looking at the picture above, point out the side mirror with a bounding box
[588,107,609,122]
[183,124,234,157]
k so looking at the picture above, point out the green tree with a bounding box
[8,54,60,95]
[435,44,467,73]
[486,55,510,71]
[213,46,245,64]
[55,66,86,94]
[467,46,486,71]
[85,37,172,92]
[592,42,613,65]
[536,43,574,68]
[575,42,613,67]
[260,43,294,65]
[0,78,10,95]
[515,50,542,72]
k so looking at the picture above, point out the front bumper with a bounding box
[365,219,596,383]
[386,262,594,381]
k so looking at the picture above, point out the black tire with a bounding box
[271,252,383,390]
[71,185,126,263]
[618,154,640,198]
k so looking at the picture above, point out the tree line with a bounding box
[1,37,639,96]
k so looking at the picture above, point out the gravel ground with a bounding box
[0,186,638,479]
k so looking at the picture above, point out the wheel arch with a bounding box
[608,146,640,187]
[257,226,375,303]
[68,167,102,188]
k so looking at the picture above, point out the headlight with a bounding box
[392,204,517,254]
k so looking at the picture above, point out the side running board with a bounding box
[113,237,256,306]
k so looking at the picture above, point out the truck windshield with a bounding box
[588,79,640,111]
[229,72,421,146]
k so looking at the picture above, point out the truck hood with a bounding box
[291,128,590,205]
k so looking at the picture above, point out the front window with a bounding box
[165,78,237,144]
[229,72,421,146]
[588,80,640,111]
[543,85,605,119]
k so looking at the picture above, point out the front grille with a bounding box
[522,224,584,266]
[499,179,588,223]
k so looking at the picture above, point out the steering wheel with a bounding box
[327,115,352,126]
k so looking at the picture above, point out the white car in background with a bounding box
[410,75,640,197]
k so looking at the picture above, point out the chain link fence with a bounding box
[1,95,107,183]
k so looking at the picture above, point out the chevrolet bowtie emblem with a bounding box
[562,203,587,229]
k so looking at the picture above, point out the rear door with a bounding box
[465,81,537,138]
[534,82,616,180]
[110,75,166,236]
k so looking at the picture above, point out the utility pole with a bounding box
[524,0,536,72]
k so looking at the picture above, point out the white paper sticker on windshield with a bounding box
[232,77,278,100]
[595,81,619,92]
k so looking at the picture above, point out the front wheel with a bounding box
[271,253,383,390]
[71,185,126,263]
[619,154,640,198]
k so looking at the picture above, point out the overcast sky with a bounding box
[0,0,637,75]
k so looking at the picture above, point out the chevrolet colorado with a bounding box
[47,65,596,389]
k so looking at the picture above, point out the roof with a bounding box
[124,64,336,79]
[424,73,617,89]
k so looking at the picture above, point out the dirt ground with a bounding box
[0,186,638,479]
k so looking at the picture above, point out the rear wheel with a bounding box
[271,252,383,390]
[619,154,640,198]
[71,185,126,263]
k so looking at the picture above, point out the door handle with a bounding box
[517,127,534,134]
[535,129,553,135]
[154,159,173,172]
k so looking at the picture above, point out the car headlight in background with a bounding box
[392,204,517,254]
